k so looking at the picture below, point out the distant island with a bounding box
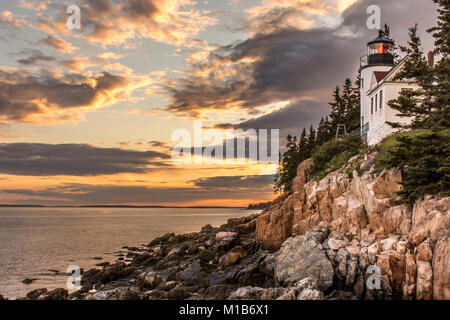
[246,201,272,210]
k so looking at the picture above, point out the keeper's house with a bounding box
[359,30,433,146]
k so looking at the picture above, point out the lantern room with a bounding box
[367,30,395,66]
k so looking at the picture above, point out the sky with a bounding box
[0,0,439,206]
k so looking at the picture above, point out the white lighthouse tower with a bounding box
[360,30,419,145]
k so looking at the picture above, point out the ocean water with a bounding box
[0,207,256,299]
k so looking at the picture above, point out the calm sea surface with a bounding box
[0,207,256,299]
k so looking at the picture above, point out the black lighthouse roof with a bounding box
[367,30,394,46]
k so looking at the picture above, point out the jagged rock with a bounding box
[229,286,266,300]
[376,252,406,299]
[256,199,294,251]
[291,159,313,192]
[26,288,47,300]
[229,277,324,301]
[215,232,238,251]
[274,229,334,290]
[403,253,416,299]
[142,271,161,288]
[219,246,247,267]
[416,260,433,300]
[332,192,367,237]
[179,260,202,280]
[38,288,68,300]
[327,238,348,250]
[297,289,324,300]
[380,236,399,252]
[432,236,450,299]
[409,197,449,245]
[234,219,256,235]
[396,241,408,254]
[417,239,433,262]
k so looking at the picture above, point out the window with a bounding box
[379,90,383,109]
[371,97,374,114]
[361,78,364,89]
[368,43,394,55]
[375,94,378,112]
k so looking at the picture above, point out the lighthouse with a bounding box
[359,30,419,146]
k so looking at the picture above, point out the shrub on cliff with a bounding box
[376,129,450,205]
[311,135,363,180]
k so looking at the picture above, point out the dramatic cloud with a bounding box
[166,0,438,134]
[243,0,357,34]
[0,143,170,176]
[38,0,216,47]
[165,28,360,118]
[212,98,330,138]
[0,69,134,123]
[39,35,78,53]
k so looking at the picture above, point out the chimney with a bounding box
[428,51,434,67]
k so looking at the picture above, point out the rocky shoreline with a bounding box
[9,214,367,300]
[2,152,449,301]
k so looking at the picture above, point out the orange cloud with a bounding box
[244,0,358,34]
[39,35,79,53]
[38,0,217,47]
[0,69,150,124]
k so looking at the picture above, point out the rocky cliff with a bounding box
[256,152,449,300]
[14,152,448,301]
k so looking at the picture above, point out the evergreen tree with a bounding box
[388,24,437,130]
[299,128,308,158]
[428,0,450,129]
[384,14,450,204]
[329,86,344,133]
[317,118,328,145]
[307,125,317,156]
[342,78,360,132]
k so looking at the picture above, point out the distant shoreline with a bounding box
[0,204,249,209]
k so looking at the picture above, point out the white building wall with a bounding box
[360,65,392,129]
[366,82,418,145]
[367,86,386,145]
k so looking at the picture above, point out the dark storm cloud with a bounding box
[16,50,55,65]
[0,143,170,176]
[0,70,128,122]
[2,180,274,205]
[166,0,438,134]
[211,99,329,138]
[165,28,359,117]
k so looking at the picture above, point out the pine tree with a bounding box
[317,118,328,145]
[342,78,360,132]
[329,86,342,127]
[307,125,317,156]
[428,0,450,129]
[383,14,450,204]
[388,24,438,130]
